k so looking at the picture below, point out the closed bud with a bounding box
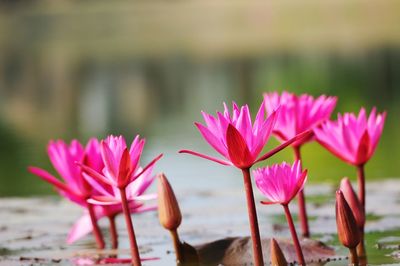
[340,177,365,228]
[270,238,287,266]
[336,190,361,248]
[157,173,182,230]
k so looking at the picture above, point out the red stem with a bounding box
[350,247,359,265]
[294,146,310,238]
[87,203,105,249]
[119,188,142,266]
[108,215,118,249]
[283,204,306,266]
[241,168,264,266]
[357,164,366,210]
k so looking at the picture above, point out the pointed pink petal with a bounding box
[67,213,93,244]
[179,150,232,166]
[287,170,308,204]
[130,153,163,182]
[195,122,227,157]
[88,196,121,205]
[100,141,118,181]
[82,173,113,197]
[356,130,371,165]
[252,107,279,156]
[255,130,313,163]
[28,166,76,196]
[135,193,157,201]
[226,124,253,168]
[77,163,115,187]
[129,137,145,173]
[117,149,132,188]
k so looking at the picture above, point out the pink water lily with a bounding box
[29,139,99,205]
[264,91,336,238]
[254,161,307,265]
[264,91,337,147]
[314,107,386,166]
[255,161,307,205]
[85,164,158,206]
[179,101,311,169]
[179,102,312,266]
[315,107,386,234]
[79,135,162,266]
[28,138,106,248]
[79,135,162,189]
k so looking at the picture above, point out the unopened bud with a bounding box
[336,190,360,248]
[157,173,182,230]
[340,177,365,228]
[270,238,287,266]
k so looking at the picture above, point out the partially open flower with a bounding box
[340,177,365,228]
[157,173,182,231]
[270,238,287,266]
[336,190,361,249]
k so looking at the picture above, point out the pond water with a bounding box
[1,180,399,265]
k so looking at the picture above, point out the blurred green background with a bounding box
[0,1,399,196]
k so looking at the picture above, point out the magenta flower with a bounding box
[180,101,311,169]
[29,138,106,248]
[315,107,386,232]
[254,161,307,265]
[79,135,162,266]
[79,135,162,189]
[314,108,386,166]
[264,91,337,147]
[264,91,336,238]
[85,164,157,206]
[254,161,307,205]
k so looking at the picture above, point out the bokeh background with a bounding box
[0,1,399,196]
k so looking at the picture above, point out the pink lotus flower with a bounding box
[29,139,101,205]
[254,161,307,205]
[254,161,307,265]
[78,135,162,266]
[314,108,386,166]
[180,101,311,169]
[264,91,337,147]
[85,164,158,206]
[79,135,162,189]
[28,138,106,248]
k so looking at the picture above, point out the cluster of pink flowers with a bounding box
[30,90,386,266]
[30,135,162,265]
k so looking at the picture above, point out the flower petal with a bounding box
[226,124,252,168]
[179,150,232,166]
[256,130,313,164]
[67,213,93,244]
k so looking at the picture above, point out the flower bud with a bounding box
[340,177,365,228]
[270,238,287,266]
[336,190,361,248]
[157,173,182,230]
